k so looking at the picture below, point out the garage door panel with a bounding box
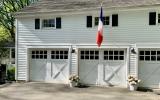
[79,49,126,86]
[30,49,69,83]
[30,60,48,81]
[79,61,98,84]
[139,49,160,88]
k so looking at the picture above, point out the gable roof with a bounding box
[15,0,160,16]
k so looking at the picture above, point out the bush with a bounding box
[7,66,15,81]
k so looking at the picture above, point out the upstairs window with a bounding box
[42,19,55,28]
[95,16,109,26]
[149,12,156,25]
[41,17,61,29]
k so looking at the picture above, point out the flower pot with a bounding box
[129,84,138,91]
[69,81,77,87]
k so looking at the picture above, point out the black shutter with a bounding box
[56,17,61,29]
[149,12,156,25]
[35,19,40,29]
[87,16,92,28]
[112,14,118,27]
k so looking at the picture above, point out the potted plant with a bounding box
[127,75,141,91]
[69,75,80,87]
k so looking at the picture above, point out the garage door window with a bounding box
[104,50,124,60]
[32,50,47,59]
[80,50,99,60]
[139,50,160,61]
[51,50,68,59]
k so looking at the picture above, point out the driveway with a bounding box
[0,82,159,100]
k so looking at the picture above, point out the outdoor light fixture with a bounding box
[71,49,75,53]
[130,47,136,54]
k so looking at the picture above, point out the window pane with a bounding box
[36,51,39,54]
[119,56,124,60]
[81,51,84,55]
[104,56,108,60]
[90,51,94,55]
[32,55,35,59]
[81,56,84,59]
[151,51,156,55]
[114,51,118,55]
[60,55,63,59]
[151,56,156,61]
[109,56,113,60]
[56,55,59,59]
[139,51,144,55]
[85,56,89,59]
[40,51,43,54]
[64,56,68,59]
[114,56,118,60]
[40,55,43,59]
[36,55,39,59]
[104,51,108,55]
[64,51,68,54]
[119,51,124,55]
[95,17,99,26]
[44,51,47,54]
[32,51,35,54]
[44,55,47,59]
[51,55,55,59]
[145,51,150,55]
[56,51,59,54]
[109,51,113,55]
[140,56,144,60]
[157,56,160,61]
[85,51,89,54]
[95,51,99,55]
[95,56,99,60]
[145,56,150,61]
[90,56,94,60]
[52,51,55,54]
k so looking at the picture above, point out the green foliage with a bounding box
[0,26,11,42]
[7,66,15,81]
[0,0,39,41]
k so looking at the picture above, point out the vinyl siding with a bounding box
[17,8,160,80]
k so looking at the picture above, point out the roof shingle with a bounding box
[15,0,160,15]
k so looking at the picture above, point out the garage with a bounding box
[78,49,127,86]
[138,49,160,88]
[29,49,70,83]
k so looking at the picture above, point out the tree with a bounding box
[0,0,38,41]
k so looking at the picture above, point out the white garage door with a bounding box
[30,49,69,83]
[139,49,160,88]
[79,49,126,86]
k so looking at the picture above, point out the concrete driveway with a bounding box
[0,82,159,100]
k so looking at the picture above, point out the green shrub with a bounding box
[7,66,15,81]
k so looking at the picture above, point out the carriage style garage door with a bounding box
[139,49,160,88]
[29,49,69,83]
[79,49,126,86]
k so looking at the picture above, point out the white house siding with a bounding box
[17,7,160,83]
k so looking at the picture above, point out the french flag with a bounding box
[96,6,104,47]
